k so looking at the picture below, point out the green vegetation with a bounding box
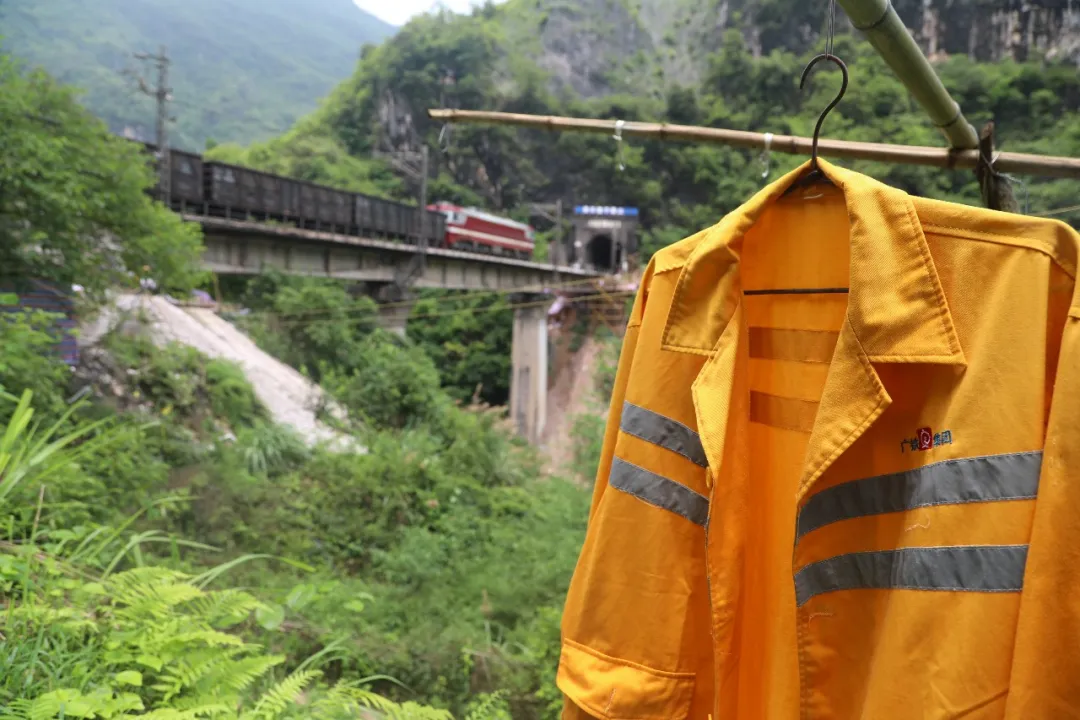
[215,3,1079,236]
[0,56,588,717]
[0,294,589,717]
[103,329,267,431]
[0,50,590,718]
[0,52,204,299]
[408,293,514,407]
[0,389,454,720]
[0,0,396,150]
[7,1,1080,716]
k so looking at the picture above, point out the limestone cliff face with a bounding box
[505,0,1080,100]
[895,0,1080,63]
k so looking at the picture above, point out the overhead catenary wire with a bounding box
[1036,203,1080,218]
[427,109,1080,180]
[390,291,634,325]
[244,274,630,321]
[260,289,636,330]
[243,277,620,323]
[327,291,632,328]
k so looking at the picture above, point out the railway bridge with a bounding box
[189,213,608,445]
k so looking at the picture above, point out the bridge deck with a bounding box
[191,215,602,291]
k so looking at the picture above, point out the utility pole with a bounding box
[418,145,430,273]
[131,45,172,205]
[529,200,564,267]
[374,145,431,290]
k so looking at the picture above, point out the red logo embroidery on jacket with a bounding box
[917,427,933,451]
[901,428,953,453]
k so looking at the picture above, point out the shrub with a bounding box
[0,309,72,422]
[234,421,309,476]
[239,273,379,381]
[106,332,265,431]
[206,358,265,428]
[324,331,445,430]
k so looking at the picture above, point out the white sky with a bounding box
[354,0,493,27]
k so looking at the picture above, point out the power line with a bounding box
[1035,203,1080,218]
[246,275,618,320]
[260,289,635,330]
[381,290,635,325]
[243,274,627,322]
[279,290,633,328]
[127,46,172,204]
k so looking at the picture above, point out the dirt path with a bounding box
[82,294,350,448]
[541,335,603,477]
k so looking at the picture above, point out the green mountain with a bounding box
[208,0,1080,250]
[0,0,396,149]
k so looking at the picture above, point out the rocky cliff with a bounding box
[502,0,1080,100]
[896,0,1080,63]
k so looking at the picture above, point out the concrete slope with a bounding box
[86,294,349,447]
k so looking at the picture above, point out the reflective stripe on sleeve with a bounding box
[794,545,1028,606]
[609,457,709,527]
[620,402,708,467]
[796,451,1042,541]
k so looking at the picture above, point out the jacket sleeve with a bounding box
[1005,307,1080,717]
[557,262,714,720]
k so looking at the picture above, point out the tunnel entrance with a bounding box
[587,234,613,270]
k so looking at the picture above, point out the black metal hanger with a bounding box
[780,52,849,198]
[747,43,851,296]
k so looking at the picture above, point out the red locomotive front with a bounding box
[428,202,535,259]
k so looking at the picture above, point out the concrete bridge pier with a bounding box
[366,283,416,338]
[509,293,553,445]
[377,302,414,337]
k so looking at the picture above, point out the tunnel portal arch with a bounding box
[568,206,639,272]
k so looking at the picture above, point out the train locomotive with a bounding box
[139,143,536,260]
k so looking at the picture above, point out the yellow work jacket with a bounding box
[557,159,1080,719]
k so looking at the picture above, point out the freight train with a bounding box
[139,143,536,260]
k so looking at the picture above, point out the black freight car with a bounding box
[295,182,352,230]
[129,139,450,251]
[427,209,447,248]
[138,143,204,208]
[204,161,294,219]
[356,193,429,241]
[169,149,205,208]
[203,162,241,213]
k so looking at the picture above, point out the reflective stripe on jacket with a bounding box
[557,159,1080,719]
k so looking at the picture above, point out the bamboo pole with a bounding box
[838,0,979,150]
[428,109,1080,180]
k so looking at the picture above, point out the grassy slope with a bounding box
[0,0,396,149]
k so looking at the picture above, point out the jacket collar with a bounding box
[662,159,965,366]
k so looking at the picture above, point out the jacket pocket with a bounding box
[556,638,696,720]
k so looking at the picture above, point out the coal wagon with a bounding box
[137,143,204,209]
[296,181,352,230]
[169,149,205,209]
[125,137,484,259]
[204,161,295,220]
[355,193,444,244]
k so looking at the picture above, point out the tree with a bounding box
[408,293,513,406]
[0,51,204,298]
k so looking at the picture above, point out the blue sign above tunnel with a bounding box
[573,206,639,217]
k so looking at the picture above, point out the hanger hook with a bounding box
[613,119,626,172]
[799,53,848,170]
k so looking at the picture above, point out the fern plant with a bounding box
[3,553,453,720]
[0,396,450,720]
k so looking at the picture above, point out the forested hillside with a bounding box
[0,0,396,149]
[4,0,1080,717]
[1,48,592,718]
[212,0,1080,257]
